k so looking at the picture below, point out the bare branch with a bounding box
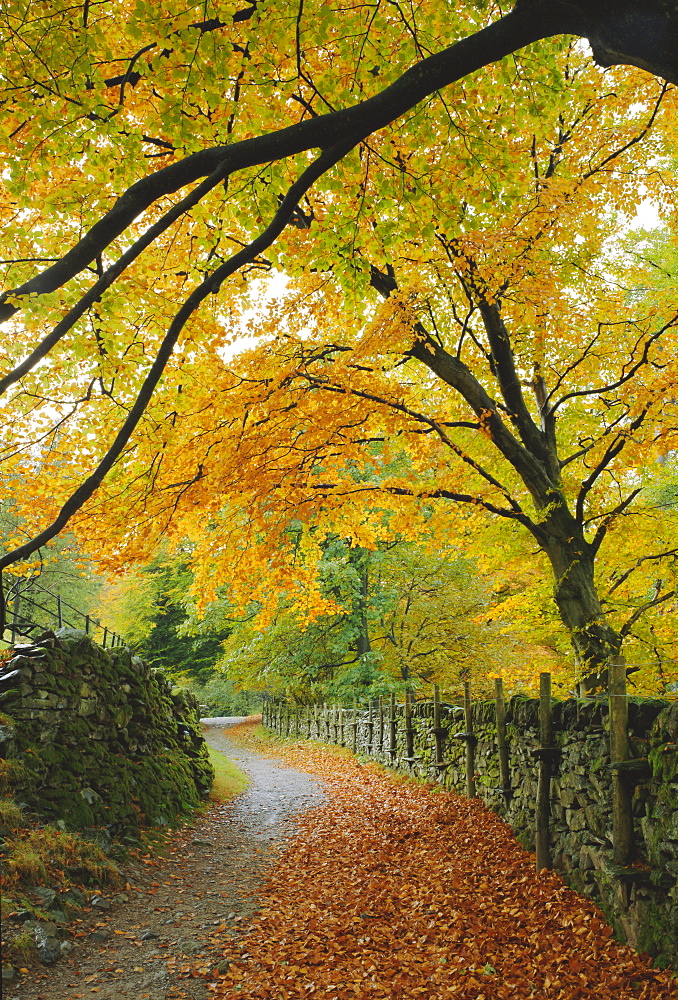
[607,547,678,597]
[620,588,676,640]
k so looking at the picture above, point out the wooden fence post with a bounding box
[464,681,476,798]
[389,693,397,760]
[535,672,555,871]
[432,683,447,776]
[324,702,330,741]
[352,699,358,754]
[494,678,511,799]
[367,700,374,754]
[378,696,384,753]
[339,706,345,746]
[609,655,634,866]
[404,689,416,765]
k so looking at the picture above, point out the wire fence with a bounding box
[1,576,126,650]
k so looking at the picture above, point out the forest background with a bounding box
[1,0,678,710]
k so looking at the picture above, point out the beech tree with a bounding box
[1,0,678,688]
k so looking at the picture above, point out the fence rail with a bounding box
[1,576,126,650]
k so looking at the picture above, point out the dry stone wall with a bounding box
[0,628,213,835]
[265,695,678,968]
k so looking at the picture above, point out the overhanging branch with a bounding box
[0,139,354,574]
[0,6,567,328]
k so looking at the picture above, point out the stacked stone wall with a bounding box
[0,629,213,834]
[265,696,678,968]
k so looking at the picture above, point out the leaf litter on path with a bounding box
[206,726,677,1000]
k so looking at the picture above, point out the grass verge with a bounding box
[207,744,249,802]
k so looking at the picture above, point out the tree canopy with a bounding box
[1,0,678,690]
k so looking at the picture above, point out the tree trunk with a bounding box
[540,503,621,693]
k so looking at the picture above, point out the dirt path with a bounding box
[7,725,324,1000]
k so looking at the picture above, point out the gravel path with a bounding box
[199,717,250,727]
[7,724,324,1000]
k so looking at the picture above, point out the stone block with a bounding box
[578,844,600,871]
[566,808,589,832]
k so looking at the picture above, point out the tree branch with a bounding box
[619,588,676,640]
[298,373,527,517]
[477,299,557,480]
[0,162,234,396]
[0,7,566,327]
[0,139,354,574]
[607,546,678,597]
[408,333,559,517]
[576,408,648,524]
[590,486,643,555]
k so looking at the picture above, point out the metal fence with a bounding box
[1,575,126,649]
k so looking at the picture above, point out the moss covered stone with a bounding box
[0,634,214,836]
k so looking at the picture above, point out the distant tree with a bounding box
[129,553,231,682]
[194,534,531,701]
